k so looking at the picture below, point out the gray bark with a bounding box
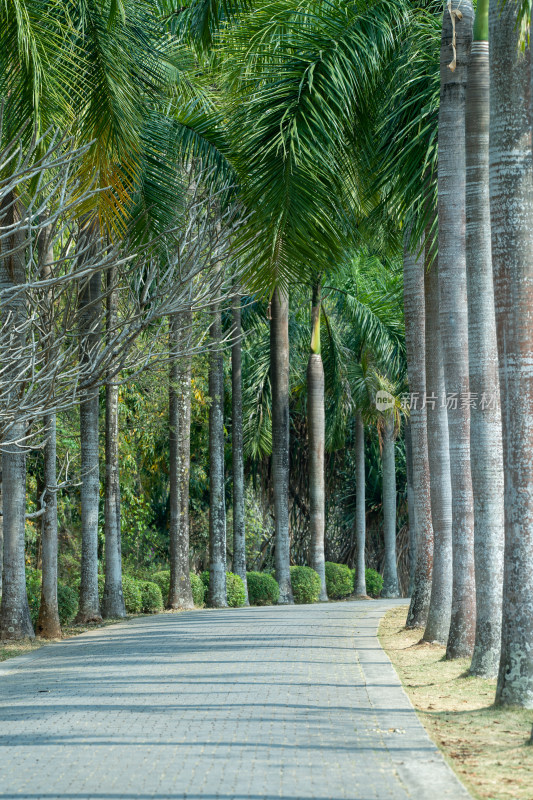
[438,0,477,658]
[76,261,102,624]
[208,306,227,608]
[0,463,3,597]
[307,285,327,601]
[466,38,504,677]
[270,288,293,603]
[404,422,416,596]
[404,240,433,627]
[489,1,533,706]
[102,267,126,619]
[0,194,34,640]
[36,414,61,637]
[354,410,367,596]
[423,255,453,644]
[381,415,400,598]
[231,296,249,604]
[168,311,194,610]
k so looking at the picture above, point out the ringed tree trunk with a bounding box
[102,266,126,619]
[423,251,453,644]
[307,282,328,601]
[208,304,227,607]
[270,288,293,604]
[438,0,477,658]
[354,410,367,596]
[0,194,34,640]
[404,239,433,627]
[490,0,533,706]
[466,0,504,677]
[231,294,249,605]
[76,227,102,624]
[36,228,61,638]
[168,310,194,610]
[404,422,416,596]
[381,414,400,598]
[0,463,3,597]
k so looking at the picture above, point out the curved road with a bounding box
[0,600,471,800]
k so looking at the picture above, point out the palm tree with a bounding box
[438,0,477,659]
[209,302,227,607]
[489,0,533,706]
[465,0,504,677]
[231,293,249,604]
[307,280,328,601]
[380,410,400,598]
[354,410,367,595]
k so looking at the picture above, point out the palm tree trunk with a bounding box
[381,415,399,598]
[0,463,3,597]
[489,0,533,706]
[36,414,61,637]
[423,254,453,644]
[231,295,249,604]
[168,311,194,609]
[270,288,293,604]
[466,1,504,677]
[76,258,102,624]
[438,0,477,658]
[0,193,34,640]
[404,422,416,596]
[36,227,61,638]
[307,282,327,601]
[354,410,367,596]
[102,267,125,619]
[404,240,433,627]
[208,305,227,607]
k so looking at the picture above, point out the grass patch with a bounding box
[379,605,533,800]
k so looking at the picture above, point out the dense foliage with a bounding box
[325,562,354,600]
[289,567,322,605]
[246,572,280,606]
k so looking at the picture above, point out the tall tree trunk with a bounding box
[381,415,399,598]
[404,422,416,596]
[404,240,433,627]
[76,252,102,624]
[490,0,533,706]
[270,288,293,604]
[36,226,61,638]
[423,254,453,644]
[231,295,249,604]
[102,267,125,619]
[354,410,367,596]
[168,311,194,610]
[0,194,34,640]
[208,305,227,607]
[0,462,3,597]
[466,0,504,677]
[36,414,61,637]
[438,0,476,658]
[307,282,327,601]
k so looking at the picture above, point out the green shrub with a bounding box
[200,570,246,607]
[26,568,42,625]
[190,573,205,607]
[139,580,163,613]
[57,583,78,624]
[289,566,321,604]
[325,562,353,599]
[247,571,279,605]
[152,570,170,601]
[122,574,143,613]
[365,568,383,598]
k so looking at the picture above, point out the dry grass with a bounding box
[379,605,533,800]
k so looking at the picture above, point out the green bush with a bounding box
[122,574,143,613]
[139,580,163,613]
[57,583,78,624]
[190,573,205,607]
[152,570,170,601]
[200,570,246,607]
[325,562,353,599]
[26,568,41,624]
[289,566,321,604]
[247,571,279,606]
[365,568,383,598]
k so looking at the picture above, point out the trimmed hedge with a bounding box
[139,580,163,613]
[190,573,205,607]
[200,570,247,607]
[365,568,383,598]
[290,566,321,604]
[25,569,78,626]
[247,571,279,606]
[152,570,170,600]
[325,562,353,599]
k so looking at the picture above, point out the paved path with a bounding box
[0,600,471,800]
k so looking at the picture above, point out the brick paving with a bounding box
[0,600,471,800]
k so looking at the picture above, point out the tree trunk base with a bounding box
[167,600,195,611]
[36,608,62,639]
[74,611,103,625]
